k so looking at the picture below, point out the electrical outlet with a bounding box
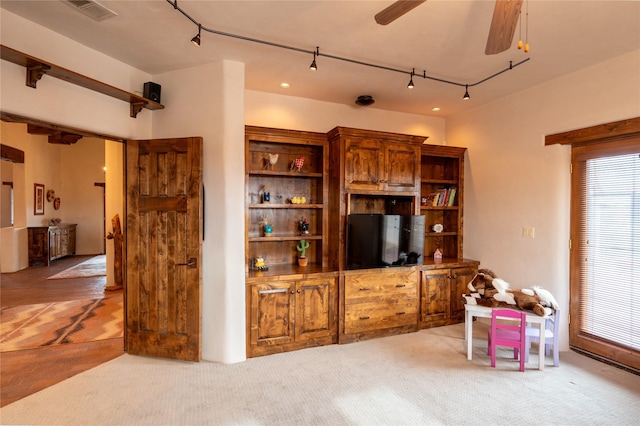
[522,227,535,239]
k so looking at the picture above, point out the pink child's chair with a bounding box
[487,308,527,372]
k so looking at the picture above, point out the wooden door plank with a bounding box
[126,137,202,361]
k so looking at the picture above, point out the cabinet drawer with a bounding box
[344,299,417,333]
[345,270,418,302]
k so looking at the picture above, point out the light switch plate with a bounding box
[522,227,535,238]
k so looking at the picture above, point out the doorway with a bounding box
[0,116,126,405]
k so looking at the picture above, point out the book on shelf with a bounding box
[425,187,456,207]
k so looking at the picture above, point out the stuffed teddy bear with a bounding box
[462,268,558,316]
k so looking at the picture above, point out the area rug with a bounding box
[0,295,123,352]
[47,255,106,280]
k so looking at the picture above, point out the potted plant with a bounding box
[296,239,310,266]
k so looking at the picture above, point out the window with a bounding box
[570,137,640,371]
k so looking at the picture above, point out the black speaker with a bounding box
[143,82,161,103]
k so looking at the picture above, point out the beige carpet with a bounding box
[47,255,106,280]
[2,322,639,425]
[0,295,123,352]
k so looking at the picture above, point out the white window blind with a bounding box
[579,153,640,350]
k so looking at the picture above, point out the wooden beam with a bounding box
[1,144,25,163]
[545,117,640,146]
[27,124,83,145]
[1,44,163,118]
[2,111,125,143]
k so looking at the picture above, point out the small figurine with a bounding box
[299,217,310,235]
[290,156,305,172]
[267,152,279,170]
[434,248,443,262]
[296,239,310,267]
[261,184,271,204]
[254,257,268,271]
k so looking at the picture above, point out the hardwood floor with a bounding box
[0,256,124,407]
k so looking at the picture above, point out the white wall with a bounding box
[152,61,247,363]
[60,138,106,255]
[447,49,640,351]
[246,90,445,142]
[0,11,152,140]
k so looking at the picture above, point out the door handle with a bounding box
[177,258,197,268]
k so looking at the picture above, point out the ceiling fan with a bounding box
[374,0,524,55]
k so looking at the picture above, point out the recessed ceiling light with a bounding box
[432,107,441,112]
[280,82,290,88]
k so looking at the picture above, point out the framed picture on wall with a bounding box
[34,183,45,215]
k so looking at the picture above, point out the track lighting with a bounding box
[407,69,415,89]
[168,0,530,101]
[191,24,201,46]
[310,48,318,71]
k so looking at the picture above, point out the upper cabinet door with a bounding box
[384,142,420,192]
[344,138,420,193]
[344,137,385,191]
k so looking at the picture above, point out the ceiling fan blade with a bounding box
[485,0,523,55]
[375,0,427,25]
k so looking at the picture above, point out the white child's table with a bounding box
[464,304,547,370]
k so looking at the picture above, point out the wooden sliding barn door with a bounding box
[126,137,203,361]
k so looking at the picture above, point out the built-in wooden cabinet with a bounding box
[28,224,77,266]
[420,145,466,262]
[420,262,479,328]
[246,274,338,357]
[341,267,419,343]
[245,126,329,274]
[245,126,338,357]
[245,125,477,357]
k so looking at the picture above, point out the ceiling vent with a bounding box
[63,0,118,22]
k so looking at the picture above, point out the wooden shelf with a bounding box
[420,206,459,211]
[249,234,323,242]
[1,45,164,118]
[424,232,457,237]
[421,178,457,184]
[249,203,323,209]
[248,170,323,178]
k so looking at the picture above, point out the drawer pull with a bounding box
[395,284,406,288]
[359,316,370,320]
[396,312,406,315]
[258,288,288,295]
[359,287,371,291]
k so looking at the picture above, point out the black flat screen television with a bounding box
[346,214,425,270]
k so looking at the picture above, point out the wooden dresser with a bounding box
[28,224,77,266]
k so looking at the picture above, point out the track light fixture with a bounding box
[167,0,530,100]
[310,47,318,71]
[191,24,201,46]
